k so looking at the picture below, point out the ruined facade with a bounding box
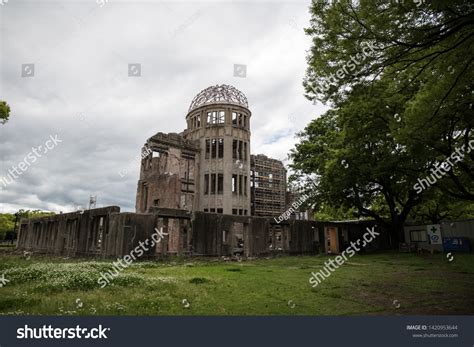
[136,85,255,216]
[135,132,199,213]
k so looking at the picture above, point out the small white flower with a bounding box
[0,273,10,287]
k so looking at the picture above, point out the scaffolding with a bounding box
[250,154,287,217]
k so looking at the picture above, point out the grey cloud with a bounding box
[0,0,326,213]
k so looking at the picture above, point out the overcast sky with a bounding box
[0,0,327,214]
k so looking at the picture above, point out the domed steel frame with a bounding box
[188,84,248,112]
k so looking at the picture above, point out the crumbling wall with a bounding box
[136,132,199,213]
[107,212,157,257]
[17,206,325,258]
[246,217,269,256]
[17,207,120,257]
[288,220,316,254]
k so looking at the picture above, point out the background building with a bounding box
[285,184,314,221]
[250,154,287,217]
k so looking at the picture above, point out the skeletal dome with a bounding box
[188,84,249,112]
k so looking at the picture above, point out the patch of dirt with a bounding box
[348,265,474,315]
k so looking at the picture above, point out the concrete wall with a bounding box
[17,206,120,257]
[17,205,401,258]
[17,206,326,258]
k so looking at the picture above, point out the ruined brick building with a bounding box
[135,85,286,217]
[17,85,371,259]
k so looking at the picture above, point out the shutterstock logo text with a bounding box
[17,324,110,339]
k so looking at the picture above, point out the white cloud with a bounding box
[0,0,328,213]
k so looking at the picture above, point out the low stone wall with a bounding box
[17,206,120,257]
[17,206,389,258]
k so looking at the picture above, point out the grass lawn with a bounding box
[0,249,473,315]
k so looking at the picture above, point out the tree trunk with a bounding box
[389,219,406,247]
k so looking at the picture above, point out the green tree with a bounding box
[291,77,429,243]
[304,0,473,105]
[409,190,474,224]
[22,209,55,219]
[294,0,474,237]
[0,214,15,240]
[0,100,11,124]
[0,210,55,241]
[314,203,358,222]
[303,0,474,200]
